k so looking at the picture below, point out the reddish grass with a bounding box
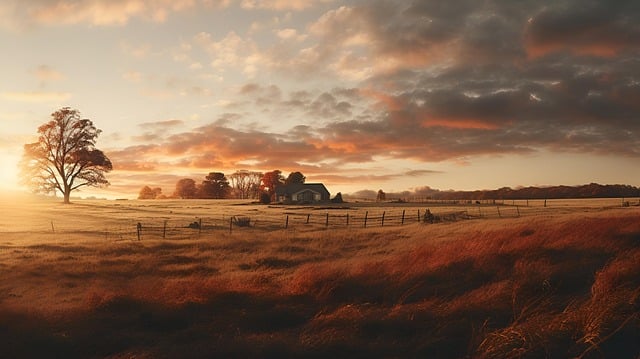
[0,206,639,358]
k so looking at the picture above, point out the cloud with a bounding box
[124,49,640,172]
[240,0,333,11]
[234,83,368,124]
[525,1,640,58]
[106,144,163,172]
[193,31,259,76]
[405,170,442,177]
[275,28,307,41]
[0,91,72,102]
[0,0,231,29]
[12,0,636,188]
[138,119,185,130]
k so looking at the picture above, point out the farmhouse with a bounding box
[275,183,330,204]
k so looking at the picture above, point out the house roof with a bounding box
[275,183,330,196]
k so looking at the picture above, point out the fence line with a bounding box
[18,199,634,241]
[112,205,529,241]
[41,200,630,241]
[31,206,531,241]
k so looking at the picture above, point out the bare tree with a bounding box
[228,170,262,199]
[20,107,112,204]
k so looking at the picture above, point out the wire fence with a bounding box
[106,205,529,241]
[22,200,633,241]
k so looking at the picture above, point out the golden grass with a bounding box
[0,197,638,358]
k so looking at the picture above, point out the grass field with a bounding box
[1,195,639,358]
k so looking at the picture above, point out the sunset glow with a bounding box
[1,0,639,198]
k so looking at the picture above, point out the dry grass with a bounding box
[0,196,639,358]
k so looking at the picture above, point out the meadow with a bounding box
[0,195,639,358]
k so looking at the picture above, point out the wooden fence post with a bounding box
[381,211,386,227]
[136,222,142,241]
[306,214,310,224]
[497,206,501,218]
[417,209,421,223]
[516,206,520,217]
[163,220,167,239]
[401,210,405,225]
[198,218,202,237]
[346,213,350,227]
[325,212,329,227]
[364,211,368,228]
[285,215,289,229]
[51,221,55,233]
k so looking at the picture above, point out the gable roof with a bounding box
[275,183,330,196]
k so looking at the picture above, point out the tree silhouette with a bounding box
[138,186,162,199]
[260,170,284,200]
[173,178,198,199]
[285,171,306,185]
[200,172,230,199]
[20,107,112,204]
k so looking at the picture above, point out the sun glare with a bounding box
[0,153,21,191]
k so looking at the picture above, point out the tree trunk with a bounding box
[63,190,71,204]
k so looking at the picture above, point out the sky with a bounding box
[1,0,639,199]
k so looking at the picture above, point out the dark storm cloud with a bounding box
[322,0,640,160]
[525,0,640,56]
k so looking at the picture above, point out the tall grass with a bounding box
[0,202,638,358]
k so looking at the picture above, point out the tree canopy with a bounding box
[200,172,230,199]
[260,170,284,200]
[138,186,162,199]
[173,178,198,199]
[20,107,112,203]
[285,171,306,185]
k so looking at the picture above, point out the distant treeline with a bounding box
[348,183,640,201]
[139,170,306,202]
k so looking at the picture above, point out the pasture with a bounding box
[1,195,639,358]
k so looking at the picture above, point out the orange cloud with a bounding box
[359,88,404,111]
[241,0,333,11]
[526,42,622,59]
[422,118,500,130]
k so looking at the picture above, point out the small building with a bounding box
[275,183,330,204]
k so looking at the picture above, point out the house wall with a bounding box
[293,190,319,202]
[276,184,330,203]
